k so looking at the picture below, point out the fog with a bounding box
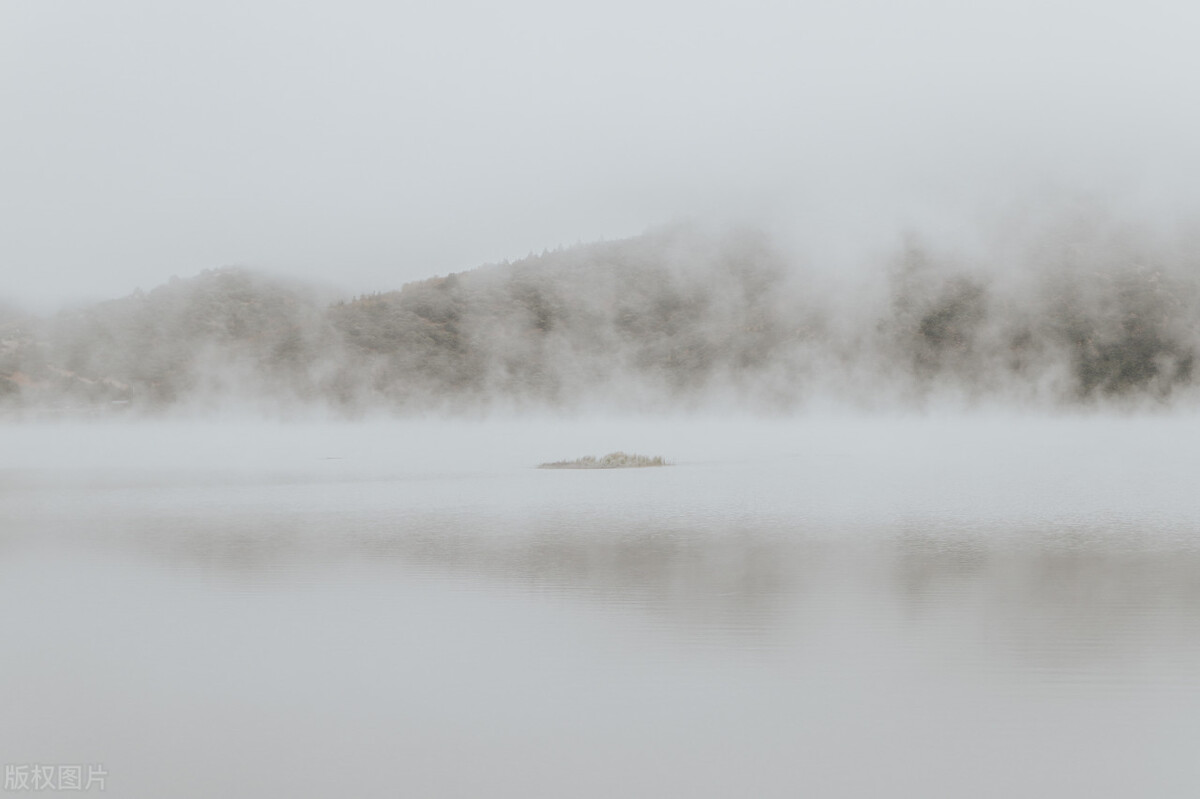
[8,3,1200,795]
[6,212,1200,416]
[7,0,1200,417]
[5,0,1200,310]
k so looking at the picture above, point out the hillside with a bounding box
[326,226,812,409]
[3,222,1200,416]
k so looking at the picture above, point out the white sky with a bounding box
[4,0,1200,309]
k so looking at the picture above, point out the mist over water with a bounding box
[7,1,1200,794]
[4,417,1200,796]
[7,142,1200,799]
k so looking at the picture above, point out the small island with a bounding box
[537,452,668,470]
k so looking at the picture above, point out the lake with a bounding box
[3,415,1200,797]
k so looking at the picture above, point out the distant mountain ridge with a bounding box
[3,223,1199,415]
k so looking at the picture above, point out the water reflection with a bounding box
[8,478,1200,675]
[106,511,818,641]
[6,468,1200,799]
[892,524,1200,676]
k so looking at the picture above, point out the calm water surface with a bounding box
[2,417,1200,797]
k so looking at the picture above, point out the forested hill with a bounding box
[324,227,807,408]
[3,223,1199,415]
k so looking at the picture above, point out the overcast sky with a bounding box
[4,0,1200,309]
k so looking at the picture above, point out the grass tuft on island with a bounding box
[538,452,669,470]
